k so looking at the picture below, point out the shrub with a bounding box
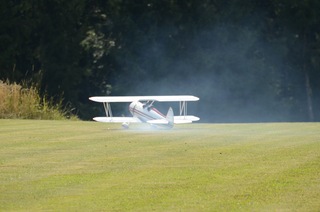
[0,81,78,120]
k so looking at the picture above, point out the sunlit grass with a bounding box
[0,80,77,120]
[0,120,319,211]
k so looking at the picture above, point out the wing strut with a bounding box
[103,102,113,117]
[179,101,187,117]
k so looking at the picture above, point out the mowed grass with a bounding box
[0,120,319,211]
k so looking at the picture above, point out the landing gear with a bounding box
[142,100,154,111]
[122,122,129,129]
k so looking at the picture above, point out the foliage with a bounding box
[0,120,319,211]
[0,0,319,121]
[0,81,77,120]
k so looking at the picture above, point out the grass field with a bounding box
[0,120,319,211]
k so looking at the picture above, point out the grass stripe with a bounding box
[0,120,319,211]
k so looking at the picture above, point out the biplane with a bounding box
[89,95,200,129]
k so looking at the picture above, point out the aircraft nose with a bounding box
[129,101,136,115]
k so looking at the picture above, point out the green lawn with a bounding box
[0,120,319,211]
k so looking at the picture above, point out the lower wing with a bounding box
[147,116,200,124]
[93,117,141,123]
[174,115,200,124]
[93,116,199,124]
[147,119,169,124]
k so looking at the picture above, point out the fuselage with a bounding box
[129,101,165,123]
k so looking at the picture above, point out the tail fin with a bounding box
[166,107,174,128]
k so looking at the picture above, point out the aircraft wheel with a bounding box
[122,122,129,129]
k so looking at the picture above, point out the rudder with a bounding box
[166,107,174,128]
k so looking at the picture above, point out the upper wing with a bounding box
[89,95,199,103]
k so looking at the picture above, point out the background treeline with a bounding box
[1,0,319,122]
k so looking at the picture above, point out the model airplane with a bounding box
[89,95,200,128]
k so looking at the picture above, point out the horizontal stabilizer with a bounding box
[93,117,140,123]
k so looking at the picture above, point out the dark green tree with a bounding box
[1,0,319,121]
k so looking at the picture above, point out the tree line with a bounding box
[1,0,319,122]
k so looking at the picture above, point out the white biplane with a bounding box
[89,95,200,129]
